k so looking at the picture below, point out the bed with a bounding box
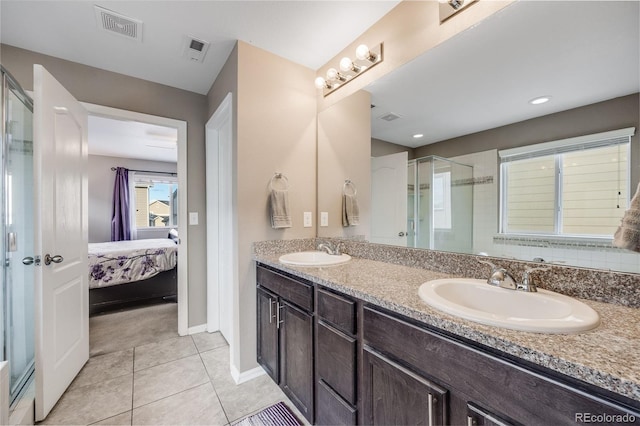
[88,238,178,315]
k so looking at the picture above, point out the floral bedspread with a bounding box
[88,239,177,289]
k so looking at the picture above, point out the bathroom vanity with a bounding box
[255,247,640,425]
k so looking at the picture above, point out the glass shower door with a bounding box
[2,71,35,406]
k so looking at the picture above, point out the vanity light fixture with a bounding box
[439,0,477,23]
[315,42,384,96]
[529,96,551,105]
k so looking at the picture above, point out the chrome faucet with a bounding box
[517,266,550,292]
[317,241,342,256]
[478,260,550,292]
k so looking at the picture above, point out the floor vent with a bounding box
[94,5,143,42]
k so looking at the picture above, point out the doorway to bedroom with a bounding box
[84,104,188,351]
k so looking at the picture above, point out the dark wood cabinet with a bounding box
[315,287,359,425]
[362,347,448,426]
[280,300,314,420]
[256,266,314,423]
[256,287,278,382]
[257,263,640,426]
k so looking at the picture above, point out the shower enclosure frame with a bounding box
[1,65,36,409]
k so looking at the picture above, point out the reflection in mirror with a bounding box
[318,1,640,273]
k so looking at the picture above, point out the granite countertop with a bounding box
[254,254,640,403]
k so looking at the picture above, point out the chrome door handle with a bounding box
[22,256,41,266]
[44,254,63,265]
[398,231,406,237]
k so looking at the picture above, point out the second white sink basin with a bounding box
[279,251,351,266]
[418,278,600,334]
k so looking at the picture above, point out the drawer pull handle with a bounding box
[467,416,476,426]
[427,393,434,426]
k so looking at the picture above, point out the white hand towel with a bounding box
[342,193,360,227]
[270,189,292,229]
[613,181,640,252]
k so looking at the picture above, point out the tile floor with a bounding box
[39,303,304,425]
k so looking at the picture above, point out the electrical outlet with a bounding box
[320,212,329,227]
[303,211,312,227]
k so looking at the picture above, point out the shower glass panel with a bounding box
[1,67,35,407]
[407,160,416,247]
[412,156,473,252]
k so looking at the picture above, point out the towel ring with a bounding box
[343,179,357,196]
[269,172,290,191]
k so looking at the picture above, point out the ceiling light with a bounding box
[413,134,424,138]
[315,42,384,97]
[529,96,551,105]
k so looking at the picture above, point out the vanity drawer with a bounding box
[316,379,357,426]
[317,321,357,405]
[317,287,356,335]
[257,266,313,312]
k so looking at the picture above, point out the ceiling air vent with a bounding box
[94,5,143,42]
[378,112,402,122]
[182,36,210,63]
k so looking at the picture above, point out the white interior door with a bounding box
[33,64,88,421]
[371,152,408,245]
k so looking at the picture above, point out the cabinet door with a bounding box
[256,287,278,382]
[280,300,314,423]
[362,347,448,426]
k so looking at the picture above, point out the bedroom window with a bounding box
[132,174,178,228]
[499,128,634,238]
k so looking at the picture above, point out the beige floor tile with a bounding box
[200,347,287,422]
[69,348,134,391]
[134,335,197,371]
[132,382,227,425]
[90,303,178,357]
[40,375,133,425]
[133,354,209,408]
[191,331,228,353]
[90,411,132,425]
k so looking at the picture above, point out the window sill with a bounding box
[493,234,621,251]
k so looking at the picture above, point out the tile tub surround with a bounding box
[252,245,640,403]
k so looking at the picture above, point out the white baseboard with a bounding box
[1,361,9,426]
[230,364,266,385]
[187,324,207,334]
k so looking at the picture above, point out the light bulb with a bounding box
[314,76,327,89]
[326,68,338,81]
[340,57,354,72]
[356,44,370,61]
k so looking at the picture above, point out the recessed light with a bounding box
[413,133,424,138]
[529,96,551,105]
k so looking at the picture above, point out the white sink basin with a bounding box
[279,251,351,266]
[418,278,600,334]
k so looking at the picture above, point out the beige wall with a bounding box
[371,138,415,159]
[207,41,317,372]
[1,44,209,327]
[316,0,513,111]
[414,94,640,188]
[317,90,371,239]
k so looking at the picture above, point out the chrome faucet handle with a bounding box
[477,259,498,273]
[518,266,551,292]
[478,260,516,289]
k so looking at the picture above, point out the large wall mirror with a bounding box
[317,1,640,273]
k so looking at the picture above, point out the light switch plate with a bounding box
[320,212,329,227]
[189,212,199,225]
[303,211,312,227]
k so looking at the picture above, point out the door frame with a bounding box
[82,103,188,336]
[205,92,237,363]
